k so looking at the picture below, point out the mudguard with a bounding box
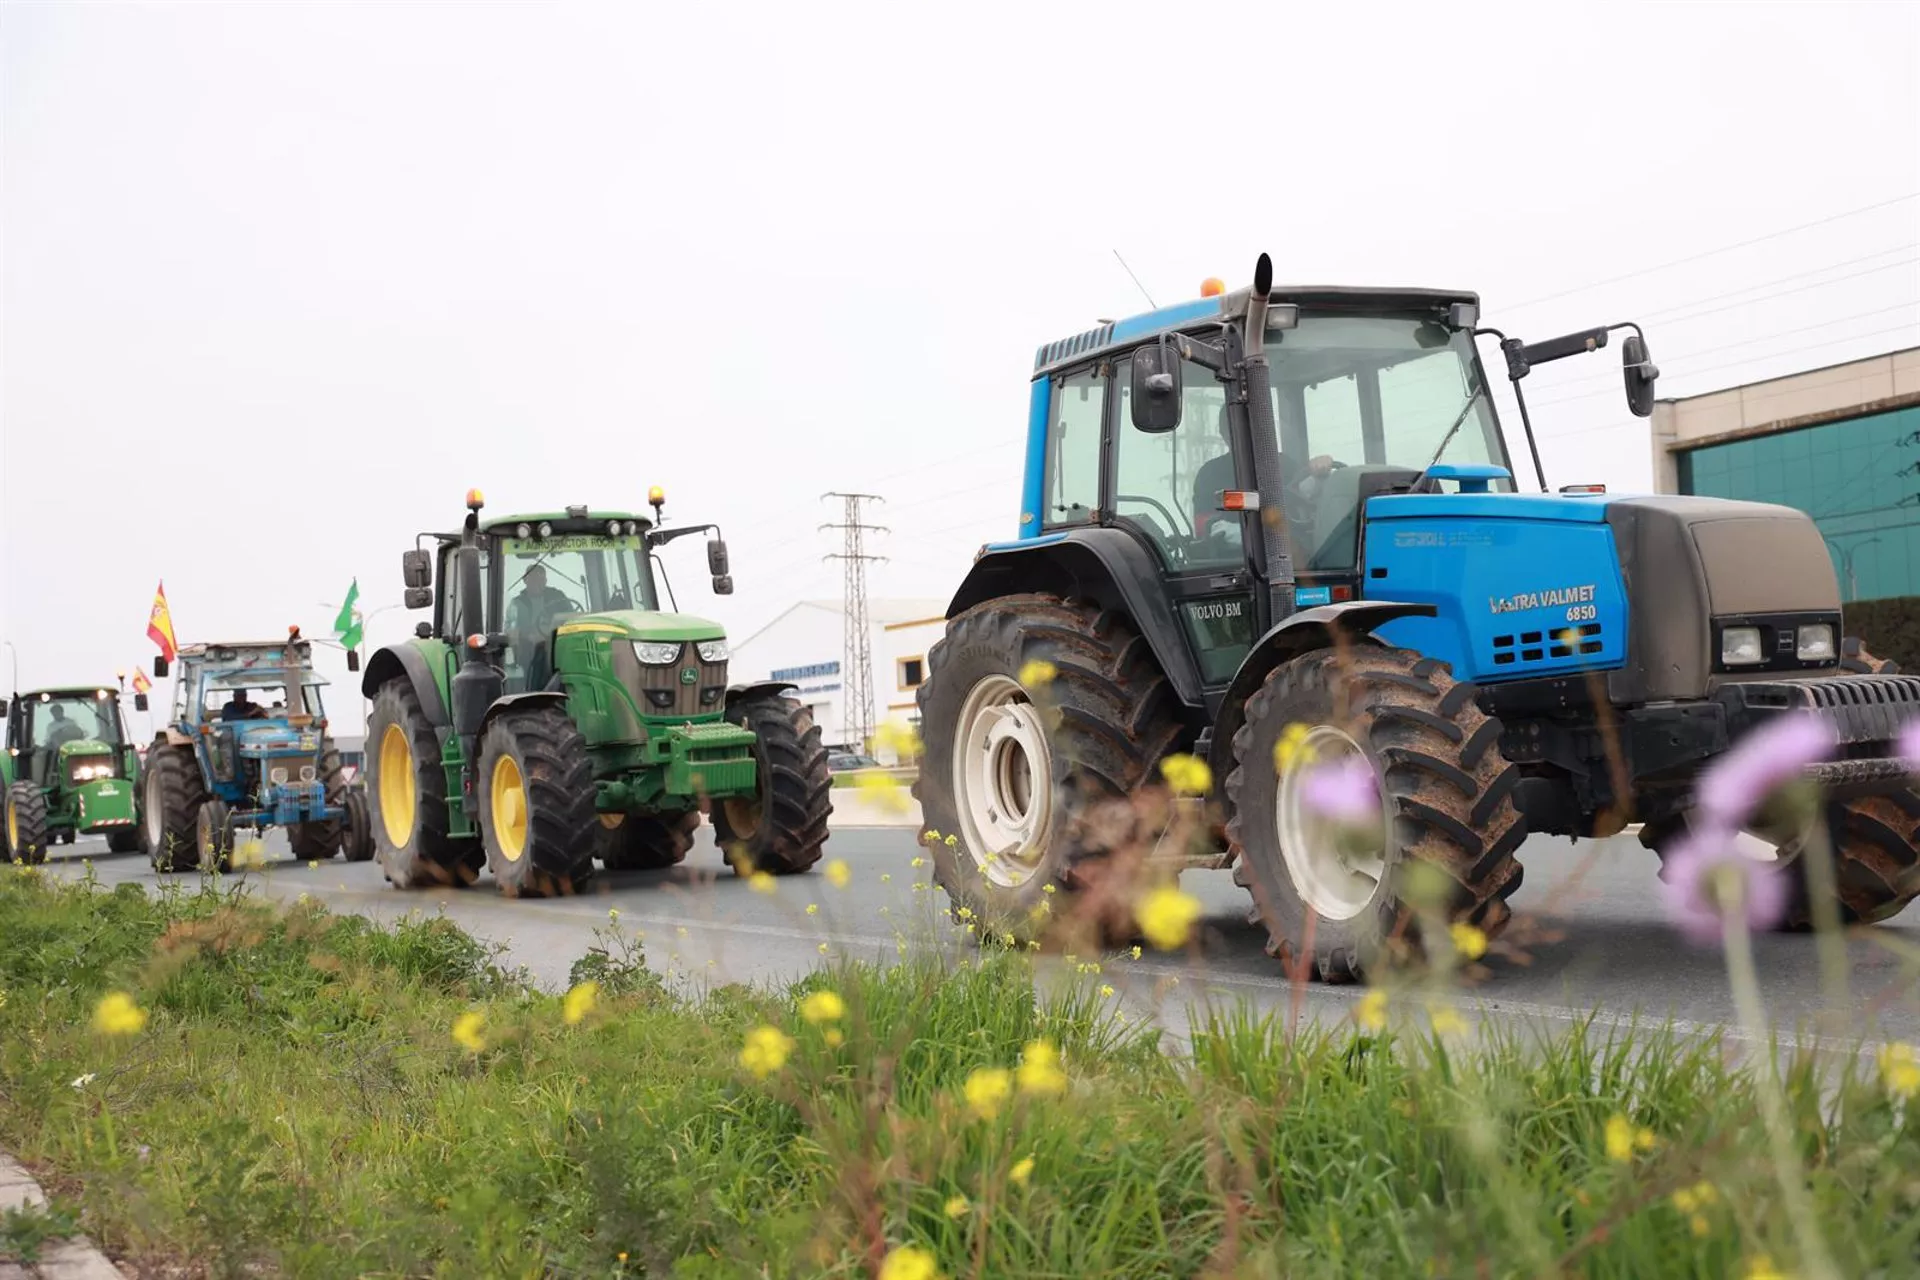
[725,680,800,709]
[1205,601,1438,788]
[479,690,568,736]
[362,642,452,728]
[947,527,1206,710]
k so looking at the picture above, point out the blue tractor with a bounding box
[143,630,372,871]
[914,255,1920,980]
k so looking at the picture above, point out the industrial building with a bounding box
[729,598,947,757]
[1651,345,1920,601]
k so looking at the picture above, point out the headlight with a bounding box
[1796,624,1836,661]
[1721,626,1765,666]
[516,522,532,538]
[607,519,623,536]
[633,641,681,665]
[270,767,289,785]
[537,521,553,538]
[72,762,113,781]
[696,640,730,663]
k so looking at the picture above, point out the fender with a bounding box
[1205,601,1438,788]
[725,680,799,710]
[362,643,451,728]
[0,753,11,787]
[479,690,569,737]
[947,527,1206,710]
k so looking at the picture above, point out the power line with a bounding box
[820,492,887,752]
[1635,242,1920,323]
[1503,191,1920,311]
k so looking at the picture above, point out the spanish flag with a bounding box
[131,669,152,695]
[147,581,177,662]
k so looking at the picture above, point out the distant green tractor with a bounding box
[2,684,149,864]
[359,489,832,897]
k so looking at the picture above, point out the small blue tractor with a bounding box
[144,629,372,871]
[915,255,1920,980]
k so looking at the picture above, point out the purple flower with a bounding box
[1300,756,1379,826]
[1899,718,1920,767]
[1693,713,1836,836]
[1659,830,1790,945]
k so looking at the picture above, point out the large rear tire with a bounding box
[1226,646,1526,983]
[476,706,598,897]
[711,697,831,876]
[144,742,207,872]
[913,595,1185,944]
[289,739,349,861]
[5,783,48,866]
[598,811,700,871]
[367,681,481,889]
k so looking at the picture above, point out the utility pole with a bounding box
[820,492,887,752]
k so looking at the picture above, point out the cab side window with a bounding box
[1110,354,1240,569]
[1044,369,1103,527]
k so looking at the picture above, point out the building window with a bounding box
[897,656,925,690]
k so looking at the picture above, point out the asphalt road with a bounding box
[36,824,1920,1056]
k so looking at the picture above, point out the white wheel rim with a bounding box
[1274,724,1390,922]
[951,673,1053,888]
[144,770,163,851]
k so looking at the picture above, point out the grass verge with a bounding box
[2,865,1918,1278]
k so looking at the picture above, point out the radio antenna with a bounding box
[1112,250,1157,309]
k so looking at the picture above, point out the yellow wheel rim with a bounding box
[378,723,416,847]
[491,754,528,862]
[6,800,16,853]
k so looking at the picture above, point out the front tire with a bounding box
[598,811,700,871]
[1226,646,1526,983]
[197,797,235,873]
[367,681,481,889]
[5,783,48,866]
[144,742,207,872]
[711,697,831,876]
[913,595,1185,943]
[476,707,598,897]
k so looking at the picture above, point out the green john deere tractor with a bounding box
[358,489,832,897]
[3,684,149,864]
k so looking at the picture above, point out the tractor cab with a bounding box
[168,639,332,798]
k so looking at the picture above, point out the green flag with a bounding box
[334,579,363,651]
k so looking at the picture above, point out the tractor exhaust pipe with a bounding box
[1238,254,1296,625]
[450,499,501,761]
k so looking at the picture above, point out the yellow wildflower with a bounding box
[818,942,830,955]
[944,834,957,847]
[1879,1042,1920,1097]
[1100,983,1115,997]
[963,1066,1013,1120]
[1603,1114,1654,1163]
[1427,1002,1465,1037]
[800,989,845,1024]
[1042,883,1056,894]
[92,991,148,1036]
[825,859,851,888]
[1016,1039,1068,1096]
[825,1028,844,1047]
[1018,658,1057,687]
[1449,921,1488,960]
[1356,988,1387,1032]
[1742,1258,1787,1280]
[608,907,621,921]
[855,770,911,812]
[1010,1155,1034,1187]
[1159,754,1212,796]
[452,1010,486,1053]
[1129,945,1142,960]
[806,903,819,916]
[739,1025,795,1079]
[943,1194,970,1219]
[878,1245,940,1280]
[562,981,599,1026]
[880,873,891,883]
[1273,722,1316,772]
[307,860,319,870]
[231,839,268,870]
[748,871,777,894]
[1136,884,1203,950]
[911,856,926,868]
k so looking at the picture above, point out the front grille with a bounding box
[65,755,120,787]
[630,643,729,718]
[262,754,320,785]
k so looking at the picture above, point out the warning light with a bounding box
[288,625,301,640]
[466,488,485,510]
[1221,490,1259,511]
[1200,277,1227,298]
[648,486,665,507]
[1560,484,1607,495]
[466,634,486,650]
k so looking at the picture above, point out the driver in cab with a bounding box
[221,690,268,722]
[508,565,576,637]
[1192,407,1338,541]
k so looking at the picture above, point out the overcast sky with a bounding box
[3,1,1917,730]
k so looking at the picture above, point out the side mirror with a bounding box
[347,650,361,673]
[1622,334,1659,418]
[134,693,149,712]
[0,699,8,716]
[713,574,735,596]
[707,538,730,577]
[153,656,169,679]
[1129,342,1183,433]
[404,585,434,610]
[402,549,432,589]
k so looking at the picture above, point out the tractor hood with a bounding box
[1360,490,1842,702]
[556,611,726,643]
[55,739,115,760]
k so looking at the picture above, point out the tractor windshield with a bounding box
[23,694,122,750]
[200,673,326,721]
[497,534,658,628]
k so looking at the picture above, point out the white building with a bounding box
[730,597,948,757]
